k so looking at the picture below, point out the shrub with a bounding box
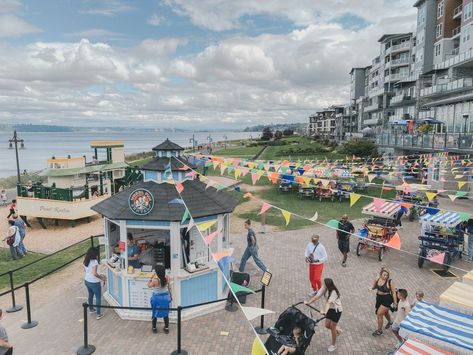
[261,127,273,140]
[340,139,377,157]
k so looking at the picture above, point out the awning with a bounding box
[362,201,400,218]
[391,120,408,125]
[420,211,461,227]
[420,118,444,124]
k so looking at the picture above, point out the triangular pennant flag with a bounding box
[220,164,227,175]
[185,171,197,178]
[234,169,242,179]
[281,210,291,226]
[448,194,458,202]
[168,198,184,204]
[425,192,437,202]
[204,230,219,245]
[385,232,401,250]
[241,306,275,321]
[178,165,189,171]
[197,220,217,231]
[181,208,190,224]
[259,202,272,215]
[367,174,376,183]
[349,193,361,207]
[186,218,195,232]
[230,282,255,295]
[428,252,445,265]
[213,249,233,261]
[309,211,318,222]
[326,219,339,229]
[243,192,254,199]
[456,191,468,197]
[175,181,184,194]
[458,181,466,189]
[251,173,259,185]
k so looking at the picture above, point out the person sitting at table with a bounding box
[127,233,141,269]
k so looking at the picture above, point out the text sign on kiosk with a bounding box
[260,271,272,287]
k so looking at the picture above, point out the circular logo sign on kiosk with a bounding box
[129,189,154,215]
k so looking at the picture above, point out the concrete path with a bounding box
[0,216,470,355]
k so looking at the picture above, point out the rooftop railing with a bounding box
[377,132,473,151]
[420,77,473,97]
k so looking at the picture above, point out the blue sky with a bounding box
[0,0,416,128]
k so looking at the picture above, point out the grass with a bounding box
[0,237,99,291]
[213,145,262,158]
[127,156,154,167]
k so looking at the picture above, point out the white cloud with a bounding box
[147,13,164,27]
[0,14,40,37]
[0,0,22,14]
[65,28,127,40]
[79,0,135,16]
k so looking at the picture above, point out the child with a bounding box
[0,190,7,206]
[278,326,302,355]
[411,291,424,308]
[392,289,411,343]
[6,199,16,219]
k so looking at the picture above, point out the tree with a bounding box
[274,130,283,139]
[261,127,273,140]
[340,139,377,157]
[283,128,294,136]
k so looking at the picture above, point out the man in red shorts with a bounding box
[305,234,328,295]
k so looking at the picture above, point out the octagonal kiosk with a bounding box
[92,139,238,320]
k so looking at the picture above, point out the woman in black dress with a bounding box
[372,268,397,336]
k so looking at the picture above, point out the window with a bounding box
[465,2,472,20]
[463,25,471,43]
[436,23,443,38]
[437,1,444,18]
[435,43,441,56]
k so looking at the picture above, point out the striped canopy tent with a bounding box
[420,211,462,228]
[399,302,473,354]
[394,338,453,355]
[439,282,473,316]
[362,201,400,219]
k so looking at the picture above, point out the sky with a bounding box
[0,0,417,129]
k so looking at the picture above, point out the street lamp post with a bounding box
[223,134,228,150]
[189,134,196,153]
[8,131,24,185]
[207,134,213,154]
[462,114,469,149]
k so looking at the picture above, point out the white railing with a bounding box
[435,48,473,70]
[391,57,410,66]
[453,5,462,18]
[386,73,409,82]
[363,118,379,125]
[418,110,435,119]
[364,103,382,112]
[391,42,410,52]
[452,26,461,37]
[420,78,473,97]
[369,87,386,97]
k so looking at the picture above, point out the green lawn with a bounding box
[127,156,154,167]
[213,146,262,158]
[0,237,99,291]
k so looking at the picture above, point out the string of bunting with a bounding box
[174,156,472,272]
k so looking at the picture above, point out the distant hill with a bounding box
[12,124,77,132]
[243,123,306,132]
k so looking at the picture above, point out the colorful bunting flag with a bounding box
[448,194,458,202]
[181,208,190,224]
[309,212,318,221]
[425,192,437,202]
[197,220,217,231]
[428,252,445,265]
[213,249,233,261]
[281,210,291,226]
[175,181,184,194]
[385,233,401,250]
[458,181,466,189]
[349,193,361,207]
[186,218,195,232]
[259,202,272,215]
[326,219,339,229]
[204,230,219,245]
[243,192,254,199]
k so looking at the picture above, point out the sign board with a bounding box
[129,189,154,216]
[260,271,272,287]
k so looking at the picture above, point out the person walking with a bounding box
[12,215,27,255]
[337,214,354,267]
[0,309,13,355]
[304,234,328,295]
[372,268,397,336]
[239,220,268,273]
[305,278,343,353]
[6,200,16,220]
[3,220,23,260]
[0,190,7,207]
[83,247,106,320]
[464,219,473,262]
[391,289,411,344]
[148,264,172,334]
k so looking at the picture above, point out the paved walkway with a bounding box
[0,214,471,355]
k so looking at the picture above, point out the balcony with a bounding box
[420,77,473,97]
[452,26,461,39]
[390,42,410,53]
[453,4,462,19]
[377,132,473,152]
[435,47,473,70]
[391,57,410,66]
[364,103,382,112]
[369,86,386,97]
[385,73,409,82]
[390,94,415,106]
[363,118,379,126]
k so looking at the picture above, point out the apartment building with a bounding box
[308,106,342,139]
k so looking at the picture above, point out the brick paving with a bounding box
[0,202,472,354]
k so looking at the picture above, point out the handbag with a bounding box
[6,235,15,246]
[305,244,319,263]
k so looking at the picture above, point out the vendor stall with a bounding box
[394,338,453,355]
[399,302,473,354]
[91,139,239,321]
[439,282,473,315]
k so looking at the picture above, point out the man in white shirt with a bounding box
[305,234,328,295]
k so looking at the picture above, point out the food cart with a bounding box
[356,201,400,261]
[417,212,464,270]
[91,139,239,321]
[334,180,355,202]
[278,174,295,192]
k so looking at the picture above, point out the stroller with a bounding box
[265,302,325,355]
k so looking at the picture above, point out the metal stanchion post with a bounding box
[255,285,267,334]
[21,283,38,329]
[6,272,23,313]
[77,303,96,355]
[171,306,188,355]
